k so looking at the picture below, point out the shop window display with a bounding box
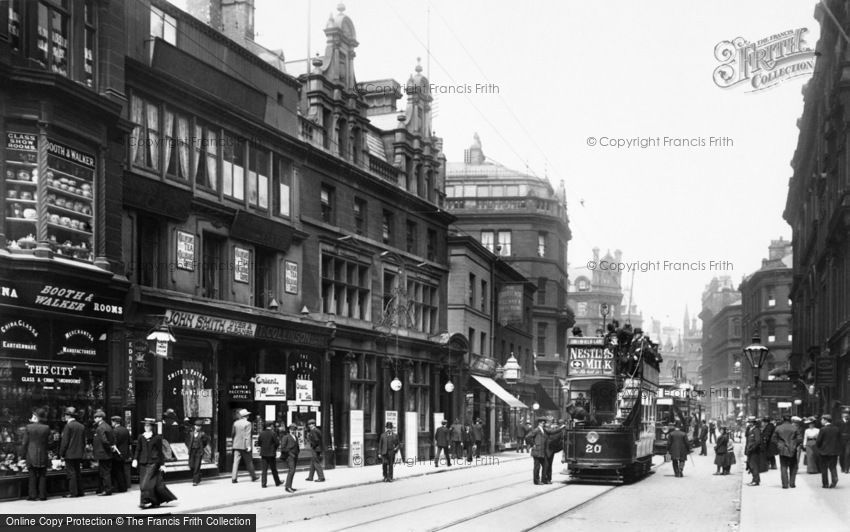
[0,359,105,477]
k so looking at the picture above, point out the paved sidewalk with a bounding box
[6,451,528,515]
[739,452,850,532]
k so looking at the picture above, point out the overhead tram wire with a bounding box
[383,0,553,186]
[425,1,564,187]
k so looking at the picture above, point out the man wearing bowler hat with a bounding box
[110,416,131,493]
[92,410,116,496]
[434,419,451,467]
[379,422,400,482]
[23,409,50,501]
[816,414,842,488]
[59,407,85,497]
[837,407,850,474]
[187,419,209,486]
[280,424,299,492]
[231,408,257,483]
[745,416,763,486]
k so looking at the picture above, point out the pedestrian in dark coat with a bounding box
[543,422,565,483]
[133,418,176,509]
[530,418,549,484]
[462,425,474,463]
[22,409,49,500]
[745,416,763,486]
[837,408,850,474]
[668,424,689,477]
[186,419,209,486]
[92,410,115,496]
[472,419,484,458]
[110,416,131,493]
[434,419,451,467]
[450,419,463,461]
[772,415,802,489]
[713,426,734,475]
[378,422,400,481]
[305,419,325,482]
[816,414,842,488]
[280,424,299,492]
[59,407,85,498]
[762,418,777,470]
[257,421,282,487]
[516,422,527,453]
[708,420,717,444]
[698,421,709,456]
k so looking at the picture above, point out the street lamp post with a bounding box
[600,303,610,333]
[502,353,522,446]
[743,332,769,418]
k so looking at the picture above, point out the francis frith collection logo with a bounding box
[713,28,814,92]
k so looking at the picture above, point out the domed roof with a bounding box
[326,3,357,42]
[405,58,429,95]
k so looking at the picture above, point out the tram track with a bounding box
[255,469,531,531]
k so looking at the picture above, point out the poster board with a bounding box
[350,410,364,467]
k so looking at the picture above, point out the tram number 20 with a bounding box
[585,444,602,454]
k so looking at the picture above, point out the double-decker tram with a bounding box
[563,330,661,483]
[653,384,701,454]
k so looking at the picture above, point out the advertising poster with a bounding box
[350,410,364,467]
[404,412,418,462]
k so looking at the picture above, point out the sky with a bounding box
[177,0,822,333]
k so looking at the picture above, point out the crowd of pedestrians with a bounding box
[741,408,850,489]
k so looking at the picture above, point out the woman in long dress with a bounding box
[803,418,820,474]
[713,426,729,474]
[132,418,177,509]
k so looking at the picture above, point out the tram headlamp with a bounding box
[586,431,599,444]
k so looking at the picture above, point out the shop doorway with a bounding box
[134,381,155,430]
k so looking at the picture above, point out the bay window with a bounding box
[193,122,217,191]
[164,109,190,181]
[130,94,160,172]
[274,155,292,217]
[37,1,68,77]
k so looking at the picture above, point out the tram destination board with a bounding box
[567,337,615,376]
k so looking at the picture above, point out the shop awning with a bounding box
[472,375,527,409]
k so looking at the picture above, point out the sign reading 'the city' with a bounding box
[567,337,614,376]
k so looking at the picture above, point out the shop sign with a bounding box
[386,411,399,429]
[285,261,298,294]
[760,380,794,398]
[0,279,125,321]
[57,328,103,361]
[164,310,256,337]
[497,284,524,326]
[255,374,287,401]
[0,320,39,353]
[234,247,250,283]
[21,361,81,389]
[816,357,836,387]
[47,140,96,170]
[129,338,152,379]
[7,131,37,151]
[255,325,326,347]
[404,412,418,461]
[295,379,313,402]
[567,341,615,376]
[176,231,195,271]
[228,383,252,401]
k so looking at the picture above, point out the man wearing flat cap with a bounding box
[231,408,257,483]
[816,414,841,488]
[305,419,325,482]
[187,419,210,486]
[280,424,299,493]
[60,407,85,497]
[110,416,131,493]
[378,422,400,482]
[92,410,116,496]
[744,416,763,486]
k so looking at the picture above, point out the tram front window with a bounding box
[590,380,617,424]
